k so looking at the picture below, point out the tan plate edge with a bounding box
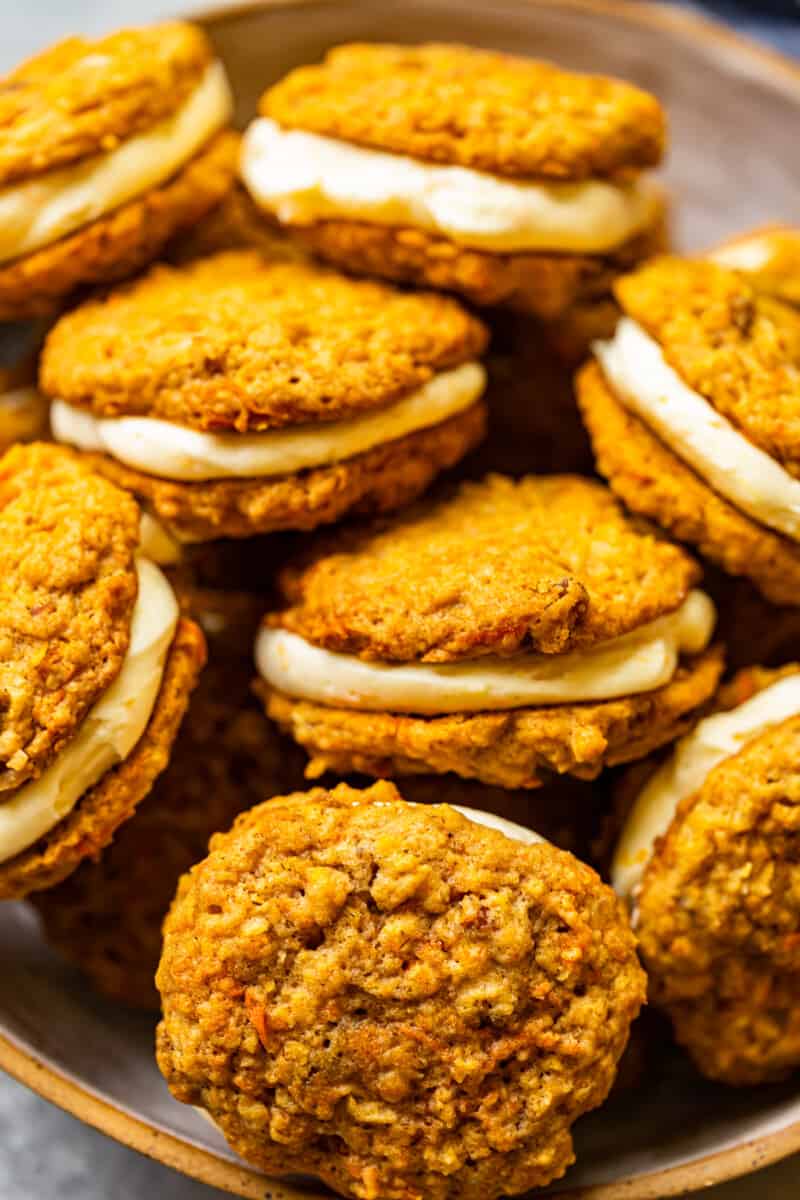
[4,1,800,1197]
[0,1031,294,1200]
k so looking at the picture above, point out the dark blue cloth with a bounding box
[679,1,800,57]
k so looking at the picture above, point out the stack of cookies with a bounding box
[2,20,800,1200]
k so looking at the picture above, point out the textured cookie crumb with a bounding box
[271,473,700,663]
[0,22,213,187]
[0,443,139,792]
[156,780,645,1199]
[262,42,666,181]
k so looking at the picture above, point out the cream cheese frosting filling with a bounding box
[452,805,544,846]
[49,361,486,482]
[138,512,183,565]
[595,317,800,541]
[241,117,660,255]
[709,234,780,274]
[611,673,800,906]
[0,558,178,864]
[0,60,233,265]
[256,590,715,715]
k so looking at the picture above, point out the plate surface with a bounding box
[2,2,800,1197]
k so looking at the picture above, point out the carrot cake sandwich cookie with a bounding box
[241,43,667,322]
[709,224,800,308]
[0,22,239,319]
[41,249,488,543]
[577,256,800,607]
[613,664,800,1085]
[156,780,645,1199]
[0,443,205,900]
[34,591,305,1010]
[255,473,723,789]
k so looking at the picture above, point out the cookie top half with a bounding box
[615,256,800,476]
[0,443,140,793]
[0,22,213,188]
[40,250,488,432]
[272,474,700,662]
[261,42,666,181]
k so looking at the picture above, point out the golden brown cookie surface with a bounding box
[77,401,486,542]
[616,256,800,477]
[577,360,800,607]
[272,474,701,663]
[286,206,665,319]
[260,648,724,789]
[0,130,239,321]
[40,251,487,432]
[262,43,665,181]
[0,22,212,187]
[0,444,139,793]
[156,780,645,1199]
[636,666,800,1085]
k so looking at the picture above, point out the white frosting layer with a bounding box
[0,61,233,265]
[138,512,183,565]
[710,234,777,274]
[0,559,178,864]
[595,317,800,541]
[255,590,715,715]
[453,805,544,846]
[612,674,800,904]
[50,362,486,482]
[241,117,659,254]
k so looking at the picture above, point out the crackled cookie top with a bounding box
[614,256,800,477]
[272,474,701,662]
[156,780,644,1200]
[261,42,665,181]
[0,22,212,187]
[40,251,488,433]
[0,444,139,793]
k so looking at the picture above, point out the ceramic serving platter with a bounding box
[2,2,800,1197]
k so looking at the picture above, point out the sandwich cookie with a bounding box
[0,444,205,899]
[578,256,800,606]
[0,22,238,318]
[241,43,667,321]
[34,591,306,1010]
[156,780,645,1200]
[256,474,723,789]
[613,664,800,1085]
[42,250,488,542]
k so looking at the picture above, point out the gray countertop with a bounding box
[1,3,799,1198]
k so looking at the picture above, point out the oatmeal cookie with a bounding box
[156,780,645,1199]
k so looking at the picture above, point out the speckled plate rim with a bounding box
[3,0,800,1196]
